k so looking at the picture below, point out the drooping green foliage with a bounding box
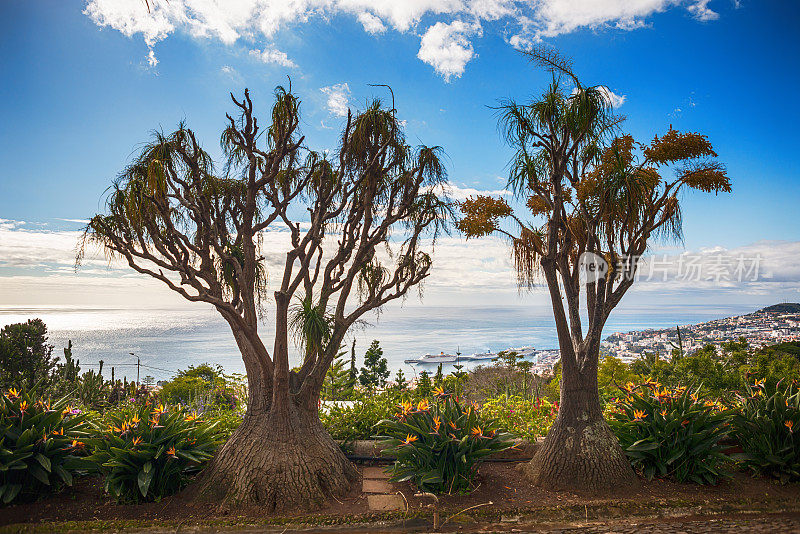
[0,383,92,504]
[87,403,222,503]
[608,381,731,484]
[732,381,800,483]
[290,294,333,362]
[378,389,513,494]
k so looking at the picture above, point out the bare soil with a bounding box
[2,462,799,531]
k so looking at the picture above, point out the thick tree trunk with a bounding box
[192,401,357,510]
[189,317,357,511]
[524,348,637,493]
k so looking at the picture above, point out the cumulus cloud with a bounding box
[417,20,480,81]
[249,47,297,68]
[320,83,351,117]
[357,12,387,34]
[84,0,724,80]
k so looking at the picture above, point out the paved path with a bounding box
[362,466,405,512]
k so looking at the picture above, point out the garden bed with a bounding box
[3,463,799,532]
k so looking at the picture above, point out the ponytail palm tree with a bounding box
[458,48,730,492]
[80,87,451,509]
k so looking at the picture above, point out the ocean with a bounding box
[0,303,754,382]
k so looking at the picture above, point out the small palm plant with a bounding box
[377,388,513,494]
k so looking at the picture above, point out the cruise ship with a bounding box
[404,345,537,365]
[403,352,458,364]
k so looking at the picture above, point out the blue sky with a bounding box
[1,0,799,309]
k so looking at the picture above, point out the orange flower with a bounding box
[623,382,635,393]
[131,414,141,425]
[19,400,28,413]
[401,434,418,446]
[633,409,646,421]
[416,399,430,412]
[71,440,84,449]
[660,409,667,417]
[51,427,64,436]
[397,401,413,418]
[184,411,199,422]
[433,386,449,399]
[431,416,441,433]
[655,388,671,402]
[644,378,660,389]
[470,426,484,438]
[448,421,457,430]
[786,420,794,433]
[131,436,142,446]
[5,388,19,400]
[166,446,177,458]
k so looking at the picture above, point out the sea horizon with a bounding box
[0,303,757,382]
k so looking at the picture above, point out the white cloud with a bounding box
[320,83,351,117]
[571,85,626,108]
[249,47,297,68]
[431,181,511,200]
[84,1,723,80]
[146,49,158,67]
[417,20,479,82]
[357,12,387,34]
[2,218,799,310]
[687,0,719,21]
[598,86,626,108]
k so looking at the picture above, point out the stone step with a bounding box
[362,479,394,493]
[362,467,390,480]
[367,494,405,511]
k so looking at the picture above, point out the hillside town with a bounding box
[600,304,800,364]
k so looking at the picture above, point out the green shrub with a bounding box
[732,381,800,483]
[0,385,92,504]
[320,391,403,442]
[0,320,57,389]
[480,395,556,442]
[608,381,731,484]
[199,407,242,440]
[158,363,240,409]
[87,403,222,503]
[378,388,513,494]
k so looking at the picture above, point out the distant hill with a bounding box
[758,303,800,314]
